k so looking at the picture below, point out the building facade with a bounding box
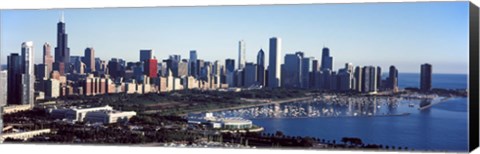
[268,37,281,88]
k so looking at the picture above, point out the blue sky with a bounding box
[0,2,470,74]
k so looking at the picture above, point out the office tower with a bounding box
[45,79,60,99]
[144,58,158,79]
[43,42,53,75]
[345,63,355,89]
[244,63,257,87]
[1,70,8,107]
[133,62,144,82]
[235,69,244,87]
[282,53,302,88]
[354,66,362,92]
[7,53,22,105]
[225,59,235,73]
[54,13,70,73]
[35,64,49,81]
[268,37,281,88]
[376,66,382,90]
[200,62,211,81]
[311,59,319,88]
[95,58,107,73]
[21,41,35,106]
[361,66,377,93]
[157,62,167,77]
[167,55,181,77]
[212,60,222,88]
[294,52,305,88]
[312,60,319,73]
[420,63,432,91]
[387,65,399,92]
[107,58,125,79]
[140,49,154,62]
[320,69,332,90]
[320,47,333,71]
[301,56,313,89]
[256,49,265,86]
[84,47,95,73]
[178,59,189,77]
[338,64,354,91]
[74,58,86,74]
[225,59,235,86]
[238,40,246,70]
[196,59,205,79]
[52,62,66,76]
[189,50,198,77]
[169,55,181,62]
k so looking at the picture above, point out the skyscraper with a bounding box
[189,50,198,77]
[213,60,223,88]
[140,49,154,62]
[361,66,377,93]
[387,65,399,92]
[43,42,53,75]
[256,49,265,86]
[84,47,95,73]
[244,63,257,87]
[144,58,158,79]
[225,59,235,86]
[301,56,313,89]
[21,41,35,106]
[35,64,48,81]
[420,63,432,91]
[354,66,362,92]
[54,13,70,72]
[268,37,281,88]
[7,53,22,105]
[238,40,246,70]
[320,47,333,71]
[282,53,302,88]
[376,66,382,90]
[225,59,235,73]
[0,70,7,107]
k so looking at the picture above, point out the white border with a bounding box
[0,0,479,154]
[0,0,474,9]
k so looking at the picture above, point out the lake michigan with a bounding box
[251,73,469,152]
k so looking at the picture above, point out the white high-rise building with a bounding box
[268,37,281,88]
[21,41,35,107]
[238,40,246,70]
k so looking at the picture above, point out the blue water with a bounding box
[239,74,469,152]
[251,98,468,152]
[397,73,467,89]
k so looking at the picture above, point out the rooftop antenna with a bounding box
[60,11,64,22]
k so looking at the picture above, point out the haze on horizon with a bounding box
[0,2,469,74]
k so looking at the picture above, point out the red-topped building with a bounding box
[144,59,158,79]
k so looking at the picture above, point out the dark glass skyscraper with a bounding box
[84,47,95,73]
[189,50,198,77]
[387,65,399,92]
[420,63,432,91]
[256,49,265,86]
[54,14,70,65]
[7,53,22,105]
[320,47,333,71]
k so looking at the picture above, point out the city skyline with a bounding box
[1,2,469,74]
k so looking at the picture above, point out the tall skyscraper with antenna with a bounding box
[54,12,70,74]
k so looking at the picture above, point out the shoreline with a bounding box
[189,96,314,114]
[247,112,411,120]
